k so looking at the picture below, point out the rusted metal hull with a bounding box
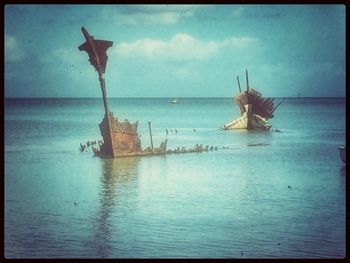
[93,146,167,158]
[93,111,167,158]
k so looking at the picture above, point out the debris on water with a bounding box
[247,143,270,147]
[79,143,86,152]
[288,185,292,189]
[80,140,99,152]
[165,145,219,155]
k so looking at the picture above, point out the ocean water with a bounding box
[4,97,345,258]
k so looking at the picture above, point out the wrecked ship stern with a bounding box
[93,111,167,158]
[223,70,279,131]
[223,89,273,131]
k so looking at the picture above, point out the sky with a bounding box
[4,4,345,98]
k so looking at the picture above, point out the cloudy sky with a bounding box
[4,4,345,98]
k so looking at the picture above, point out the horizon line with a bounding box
[4,96,346,99]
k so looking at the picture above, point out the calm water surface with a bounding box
[4,97,346,258]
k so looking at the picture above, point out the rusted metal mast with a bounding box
[78,26,116,157]
[245,69,249,92]
[98,72,116,157]
[148,121,154,149]
[236,75,241,93]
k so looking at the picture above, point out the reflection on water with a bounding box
[4,98,345,258]
[93,157,140,258]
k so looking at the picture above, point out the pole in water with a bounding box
[245,69,249,92]
[148,121,154,149]
[236,76,241,93]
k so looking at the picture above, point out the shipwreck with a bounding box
[223,70,283,131]
[78,27,167,158]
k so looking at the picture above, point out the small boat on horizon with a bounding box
[338,146,346,163]
[171,98,179,104]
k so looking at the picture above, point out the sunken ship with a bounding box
[223,70,283,130]
[78,26,166,158]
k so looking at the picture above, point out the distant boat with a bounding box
[338,146,346,163]
[171,98,179,104]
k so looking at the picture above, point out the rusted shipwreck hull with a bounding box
[79,26,166,158]
[224,70,281,131]
[93,111,167,158]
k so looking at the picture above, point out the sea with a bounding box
[4,97,346,259]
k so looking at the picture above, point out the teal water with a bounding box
[4,97,346,258]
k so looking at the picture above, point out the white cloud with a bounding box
[101,5,206,25]
[5,34,25,62]
[113,33,258,61]
[117,12,182,25]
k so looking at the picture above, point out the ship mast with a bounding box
[98,70,116,157]
[78,26,116,157]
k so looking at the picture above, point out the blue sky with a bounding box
[4,4,345,98]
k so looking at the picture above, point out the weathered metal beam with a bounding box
[148,121,154,149]
[271,98,285,114]
[236,76,241,93]
[98,75,116,157]
[245,69,249,92]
